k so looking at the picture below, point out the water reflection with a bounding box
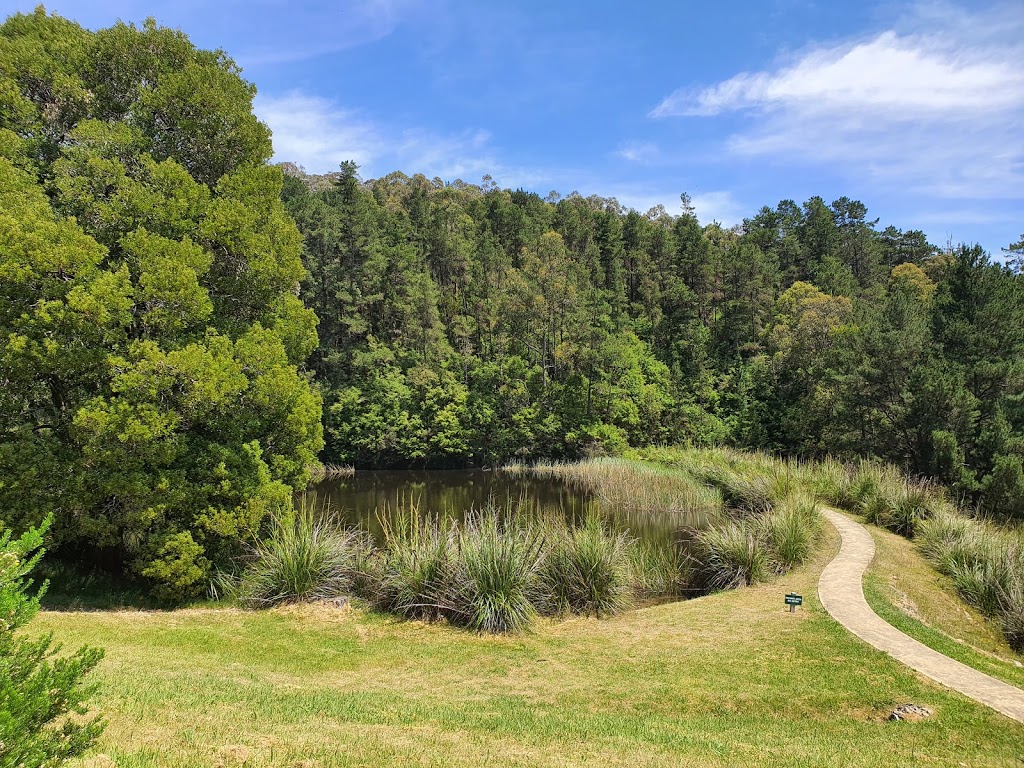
[309,469,705,547]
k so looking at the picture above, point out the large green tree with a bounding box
[0,10,322,597]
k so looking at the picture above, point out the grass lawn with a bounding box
[863,522,1024,689]
[36,526,1024,768]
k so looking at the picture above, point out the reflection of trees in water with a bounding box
[310,469,698,548]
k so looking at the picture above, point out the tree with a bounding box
[0,518,105,768]
[0,11,323,598]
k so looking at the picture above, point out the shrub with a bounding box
[234,496,370,607]
[444,513,546,633]
[543,516,633,617]
[691,522,769,591]
[1,517,105,767]
[376,508,453,620]
[764,492,821,570]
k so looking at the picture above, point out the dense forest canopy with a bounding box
[0,10,1021,599]
[281,163,1024,519]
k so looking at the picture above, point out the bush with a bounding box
[444,513,546,633]
[691,522,769,591]
[1,517,105,767]
[543,516,633,617]
[376,508,453,620]
[234,496,370,607]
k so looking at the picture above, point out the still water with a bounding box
[309,469,685,546]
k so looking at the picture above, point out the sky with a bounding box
[2,1,1022,253]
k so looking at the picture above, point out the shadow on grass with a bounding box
[36,557,168,611]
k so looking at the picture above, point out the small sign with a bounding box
[785,593,803,612]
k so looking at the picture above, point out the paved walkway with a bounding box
[818,508,1024,724]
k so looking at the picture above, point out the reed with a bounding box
[375,502,453,620]
[523,457,724,523]
[306,463,356,482]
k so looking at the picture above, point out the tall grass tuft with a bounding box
[444,511,546,633]
[376,503,452,620]
[690,522,769,591]
[860,479,940,538]
[917,512,1024,651]
[234,495,370,607]
[542,515,634,617]
[763,491,822,571]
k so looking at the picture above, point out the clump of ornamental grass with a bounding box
[542,515,634,617]
[860,476,943,538]
[443,511,546,634]
[375,503,453,620]
[763,491,822,571]
[690,522,770,592]
[234,495,370,607]
[917,511,1024,651]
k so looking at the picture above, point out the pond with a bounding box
[309,469,689,548]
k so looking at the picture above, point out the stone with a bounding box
[888,703,933,722]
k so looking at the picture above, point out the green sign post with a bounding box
[785,593,803,613]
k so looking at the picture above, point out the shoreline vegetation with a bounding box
[238,450,825,634]
[293,448,1022,648]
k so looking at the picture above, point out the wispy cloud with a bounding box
[651,4,1024,200]
[254,90,548,187]
[615,141,659,164]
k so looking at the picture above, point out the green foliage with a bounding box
[0,518,105,767]
[285,157,1023,519]
[445,512,547,633]
[542,515,633,617]
[231,496,371,607]
[0,10,323,598]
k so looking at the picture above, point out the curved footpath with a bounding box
[818,508,1024,724]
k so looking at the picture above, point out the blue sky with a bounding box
[3,1,1022,253]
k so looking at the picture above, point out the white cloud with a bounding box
[254,93,383,172]
[615,141,659,164]
[254,90,549,188]
[652,31,1023,118]
[650,6,1024,200]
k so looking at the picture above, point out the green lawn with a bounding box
[863,521,1024,689]
[34,526,1023,768]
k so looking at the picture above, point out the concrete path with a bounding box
[818,508,1024,724]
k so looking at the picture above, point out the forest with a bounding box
[281,163,1024,515]
[1,9,1022,601]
